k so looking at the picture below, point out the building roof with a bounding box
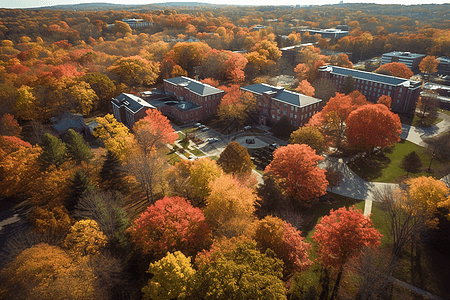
[164,77,224,96]
[241,83,321,107]
[112,93,155,113]
[50,112,86,135]
[319,65,421,87]
[149,97,201,112]
[382,51,425,60]
[438,56,450,64]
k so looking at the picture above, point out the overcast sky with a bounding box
[3,0,448,9]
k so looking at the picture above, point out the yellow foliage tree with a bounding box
[63,220,108,256]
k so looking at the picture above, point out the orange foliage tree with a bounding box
[129,196,211,258]
[265,144,328,206]
[377,95,392,110]
[132,109,178,155]
[253,215,312,277]
[312,206,382,299]
[375,62,413,79]
[295,80,315,97]
[217,85,256,125]
[419,55,439,76]
[346,104,401,152]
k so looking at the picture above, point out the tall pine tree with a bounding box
[38,133,67,169]
[100,150,127,191]
[65,129,92,164]
[68,170,95,212]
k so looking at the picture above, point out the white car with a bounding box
[188,155,198,161]
[244,125,251,130]
[202,127,210,132]
[206,137,218,143]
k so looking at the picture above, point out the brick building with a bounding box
[163,77,225,123]
[437,56,450,76]
[241,83,322,127]
[381,51,425,73]
[111,93,155,129]
[318,65,422,115]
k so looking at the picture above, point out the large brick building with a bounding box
[111,93,155,129]
[381,51,425,73]
[163,77,225,123]
[241,83,322,127]
[318,65,421,115]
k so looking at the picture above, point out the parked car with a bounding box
[244,125,251,130]
[206,137,218,143]
[202,127,210,132]
[194,122,202,128]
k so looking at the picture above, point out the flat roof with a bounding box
[241,83,321,107]
[113,93,155,113]
[382,51,425,59]
[319,65,421,87]
[164,77,224,97]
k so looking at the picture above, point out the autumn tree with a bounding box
[330,53,353,69]
[108,56,159,89]
[290,126,326,155]
[93,114,133,160]
[142,251,195,300]
[217,141,253,175]
[113,20,132,35]
[342,75,356,95]
[377,95,392,110]
[265,144,328,206]
[81,73,117,110]
[65,129,92,164]
[132,109,178,156]
[0,243,97,300]
[346,104,402,152]
[164,41,211,76]
[166,157,222,207]
[38,133,67,169]
[129,196,211,258]
[204,174,257,238]
[29,205,72,237]
[417,93,440,118]
[74,190,129,248]
[296,79,315,97]
[375,62,413,79]
[63,219,108,256]
[312,206,382,299]
[192,241,286,300]
[217,85,256,128]
[326,167,344,193]
[253,216,312,276]
[272,115,296,138]
[0,114,21,137]
[419,55,439,78]
[400,151,422,177]
[314,78,337,105]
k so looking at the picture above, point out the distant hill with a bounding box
[33,2,225,10]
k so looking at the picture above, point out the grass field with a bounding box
[348,140,445,183]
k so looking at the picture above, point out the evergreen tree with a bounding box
[217,141,254,175]
[272,116,295,138]
[342,75,355,95]
[38,133,67,169]
[68,170,95,211]
[400,151,422,177]
[65,129,92,164]
[99,150,127,191]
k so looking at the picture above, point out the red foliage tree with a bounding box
[254,216,312,276]
[346,104,401,152]
[129,196,211,258]
[265,144,328,206]
[312,206,382,298]
[133,109,178,155]
[295,80,315,97]
[375,62,413,79]
[0,114,22,137]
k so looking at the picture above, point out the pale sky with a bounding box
[2,0,448,9]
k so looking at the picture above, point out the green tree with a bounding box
[342,75,355,95]
[290,126,326,155]
[192,242,286,300]
[65,129,92,164]
[217,141,253,175]
[68,170,95,211]
[142,251,195,300]
[38,133,67,169]
[99,150,127,191]
[400,151,422,177]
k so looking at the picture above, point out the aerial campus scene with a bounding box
[0,0,450,299]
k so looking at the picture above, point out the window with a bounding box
[295,115,297,119]
[301,115,303,120]
[264,103,267,107]
[290,113,293,118]
[295,107,298,112]
[284,111,287,115]
[277,116,280,120]
[291,106,294,110]
[277,109,281,113]
[284,103,287,107]
[397,99,400,104]
[294,121,296,126]
[272,114,275,119]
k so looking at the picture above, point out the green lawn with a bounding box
[412,115,442,127]
[190,147,205,157]
[438,108,450,116]
[348,140,445,183]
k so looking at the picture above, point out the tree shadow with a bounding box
[347,153,391,181]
